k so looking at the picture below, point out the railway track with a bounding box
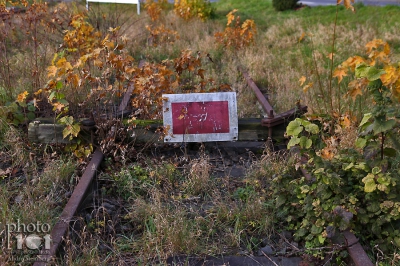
[30,70,373,266]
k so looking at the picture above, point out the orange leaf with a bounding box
[340,115,351,128]
[227,9,238,26]
[343,0,355,12]
[298,32,306,43]
[47,65,58,78]
[326,53,334,60]
[299,76,306,86]
[16,91,29,103]
[320,147,335,160]
[303,82,313,93]
[333,67,347,83]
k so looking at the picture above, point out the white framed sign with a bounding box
[162,92,238,142]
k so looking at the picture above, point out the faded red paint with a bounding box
[171,101,230,134]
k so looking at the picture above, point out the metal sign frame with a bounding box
[163,92,238,142]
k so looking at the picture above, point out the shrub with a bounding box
[174,0,214,21]
[272,0,299,11]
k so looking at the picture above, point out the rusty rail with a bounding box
[343,230,374,266]
[33,84,135,265]
[34,149,104,266]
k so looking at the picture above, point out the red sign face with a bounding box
[171,101,230,134]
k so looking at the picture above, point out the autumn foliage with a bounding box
[174,0,213,21]
[214,10,257,50]
[336,39,400,101]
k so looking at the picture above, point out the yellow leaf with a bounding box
[299,76,306,86]
[227,9,238,26]
[16,91,29,103]
[56,57,72,71]
[333,67,347,83]
[380,65,397,86]
[178,114,185,120]
[34,89,42,96]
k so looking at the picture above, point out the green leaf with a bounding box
[311,224,322,235]
[62,127,70,139]
[394,237,400,247]
[359,113,372,127]
[58,99,69,105]
[362,174,376,193]
[318,234,325,244]
[287,136,300,149]
[304,123,319,134]
[372,118,396,135]
[355,137,366,149]
[366,66,385,81]
[71,124,80,138]
[383,147,396,157]
[58,116,73,125]
[27,112,35,120]
[344,162,354,171]
[299,119,311,127]
[49,91,56,102]
[276,195,286,208]
[372,167,381,175]
[286,120,303,136]
[299,136,312,149]
[27,104,35,112]
[355,64,369,78]
[56,81,63,90]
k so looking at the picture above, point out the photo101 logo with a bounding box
[1,219,52,251]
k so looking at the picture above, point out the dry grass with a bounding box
[55,143,283,265]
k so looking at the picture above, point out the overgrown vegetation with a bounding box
[1,0,400,264]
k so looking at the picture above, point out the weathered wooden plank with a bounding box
[28,118,288,144]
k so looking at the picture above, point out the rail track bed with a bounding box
[29,69,373,265]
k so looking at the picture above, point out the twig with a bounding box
[261,251,279,266]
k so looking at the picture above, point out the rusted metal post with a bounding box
[239,67,275,116]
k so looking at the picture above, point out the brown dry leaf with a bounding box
[347,80,363,100]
